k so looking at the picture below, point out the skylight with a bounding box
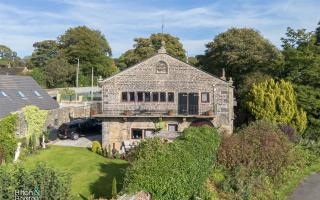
[0,91,7,97]
[17,91,26,98]
[34,90,41,97]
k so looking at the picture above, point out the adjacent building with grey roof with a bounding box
[0,75,59,118]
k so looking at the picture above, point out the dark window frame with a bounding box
[137,92,144,102]
[152,92,159,102]
[201,92,210,103]
[129,92,135,102]
[168,124,178,131]
[144,92,151,102]
[168,92,174,102]
[160,92,166,102]
[121,92,128,102]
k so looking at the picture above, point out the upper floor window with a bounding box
[201,92,209,103]
[137,92,143,102]
[156,61,168,74]
[168,92,174,102]
[152,92,159,102]
[144,92,151,102]
[160,92,166,102]
[122,92,128,102]
[17,91,26,98]
[129,92,135,102]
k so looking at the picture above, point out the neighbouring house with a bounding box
[0,75,59,118]
[95,43,235,151]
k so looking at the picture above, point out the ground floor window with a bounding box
[168,124,178,132]
[131,129,155,139]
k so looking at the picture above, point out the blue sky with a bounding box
[0,0,319,58]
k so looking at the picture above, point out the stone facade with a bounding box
[98,48,234,151]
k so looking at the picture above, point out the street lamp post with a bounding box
[76,58,79,101]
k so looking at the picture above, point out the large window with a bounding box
[201,92,209,103]
[137,92,143,102]
[168,92,174,102]
[122,92,128,102]
[160,92,166,102]
[152,92,159,102]
[168,124,178,132]
[129,92,135,102]
[144,92,151,102]
[132,129,143,139]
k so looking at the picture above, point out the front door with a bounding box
[178,93,188,115]
[188,93,199,115]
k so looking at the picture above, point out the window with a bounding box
[137,92,143,102]
[132,129,143,139]
[144,129,155,138]
[168,124,178,132]
[201,92,209,103]
[34,90,41,97]
[144,92,151,102]
[129,92,135,102]
[121,92,128,102]
[152,92,159,102]
[156,61,168,74]
[168,92,174,102]
[17,91,25,98]
[0,91,7,97]
[160,92,166,102]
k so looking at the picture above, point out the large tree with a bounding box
[280,25,320,139]
[58,26,117,80]
[118,33,186,69]
[0,45,25,68]
[29,40,59,69]
[198,28,282,83]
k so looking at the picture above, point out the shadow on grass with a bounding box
[89,161,129,199]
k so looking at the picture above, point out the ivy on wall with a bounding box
[0,114,18,164]
[22,106,48,144]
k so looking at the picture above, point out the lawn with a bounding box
[22,145,128,199]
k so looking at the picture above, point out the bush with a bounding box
[218,120,293,177]
[0,114,18,164]
[91,141,102,154]
[123,126,220,200]
[112,177,117,198]
[0,162,72,199]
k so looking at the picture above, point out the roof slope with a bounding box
[0,75,59,118]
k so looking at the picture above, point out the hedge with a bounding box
[123,125,220,200]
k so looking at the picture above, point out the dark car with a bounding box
[58,118,102,140]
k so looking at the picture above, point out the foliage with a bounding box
[22,106,48,145]
[123,126,220,200]
[0,44,25,68]
[0,162,72,199]
[30,68,47,88]
[218,120,294,177]
[117,33,186,69]
[44,57,75,88]
[0,114,18,164]
[280,26,320,139]
[112,177,117,198]
[29,40,59,69]
[198,28,282,84]
[91,141,102,154]
[246,79,307,133]
[22,146,128,198]
[154,119,166,131]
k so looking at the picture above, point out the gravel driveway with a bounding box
[51,134,102,148]
[287,173,320,200]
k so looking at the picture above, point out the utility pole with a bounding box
[91,67,94,101]
[76,58,79,101]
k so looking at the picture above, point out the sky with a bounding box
[0,0,319,58]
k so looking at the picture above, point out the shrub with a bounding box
[218,120,293,177]
[112,177,117,198]
[0,162,72,199]
[91,141,102,154]
[123,126,220,200]
[0,114,18,164]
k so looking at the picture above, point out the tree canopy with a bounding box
[117,33,186,69]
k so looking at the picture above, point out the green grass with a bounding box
[22,146,128,199]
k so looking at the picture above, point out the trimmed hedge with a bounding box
[0,114,18,164]
[123,126,220,200]
[0,162,72,199]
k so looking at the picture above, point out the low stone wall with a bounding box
[16,105,91,138]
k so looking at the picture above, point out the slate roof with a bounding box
[0,75,59,118]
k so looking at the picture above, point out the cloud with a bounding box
[0,0,318,57]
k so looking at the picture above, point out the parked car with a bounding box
[58,118,102,140]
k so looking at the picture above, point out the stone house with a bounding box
[96,44,234,151]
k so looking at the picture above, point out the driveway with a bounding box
[51,134,102,148]
[287,173,320,200]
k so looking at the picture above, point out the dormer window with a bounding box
[156,61,168,74]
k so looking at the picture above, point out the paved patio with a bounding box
[50,134,102,148]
